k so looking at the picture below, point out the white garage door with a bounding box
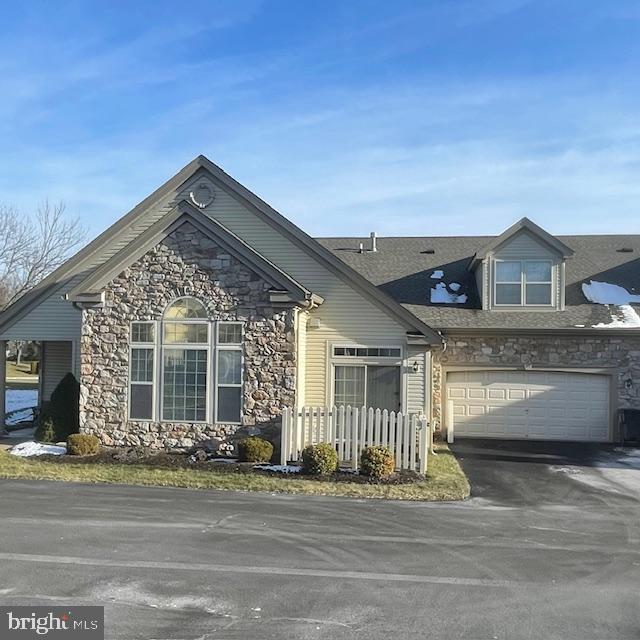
[447,370,610,442]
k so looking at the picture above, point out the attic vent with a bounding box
[617,247,634,253]
[421,249,435,254]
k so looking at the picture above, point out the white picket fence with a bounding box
[281,406,432,474]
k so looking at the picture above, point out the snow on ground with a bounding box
[9,441,66,457]
[253,464,302,473]
[430,282,468,304]
[430,270,444,279]
[6,389,38,413]
[582,281,640,328]
[551,449,640,496]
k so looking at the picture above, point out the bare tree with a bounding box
[0,201,86,308]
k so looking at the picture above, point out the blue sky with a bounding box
[1,0,639,239]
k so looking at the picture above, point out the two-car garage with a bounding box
[446,370,611,442]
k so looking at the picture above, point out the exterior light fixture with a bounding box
[412,361,420,374]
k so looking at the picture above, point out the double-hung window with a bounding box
[128,298,245,424]
[494,260,552,306]
[129,322,155,420]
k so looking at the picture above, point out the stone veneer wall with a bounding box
[80,222,297,450]
[431,334,640,428]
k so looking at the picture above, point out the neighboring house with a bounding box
[0,155,638,448]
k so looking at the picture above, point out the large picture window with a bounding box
[332,345,402,412]
[128,298,244,424]
[494,260,552,306]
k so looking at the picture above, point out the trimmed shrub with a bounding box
[35,416,57,444]
[301,443,338,475]
[238,437,274,463]
[360,446,395,479]
[67,434,101,456]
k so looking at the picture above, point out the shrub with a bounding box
[34,416,57,443]
[67,434,101,456]
[301,443,338,475]
[238,437,274,463]
[360,446,396,479]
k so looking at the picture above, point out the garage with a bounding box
[446,370,611,441]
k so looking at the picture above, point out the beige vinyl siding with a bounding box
[406,346,428,415]
[41,341,73,401]
[295,310,308,406]
[489,229,563,311]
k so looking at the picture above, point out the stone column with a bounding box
[0,340,7,436]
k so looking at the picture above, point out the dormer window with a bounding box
[495,260,552,306]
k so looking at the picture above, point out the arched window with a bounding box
[162,298,209,422]
[128,297,244,424]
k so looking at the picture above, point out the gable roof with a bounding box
[318,234,640,332]
[470,217,574,268]
[66,200,317,305]
[0,156,442,344]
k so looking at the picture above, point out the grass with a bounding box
[0,443,469,501]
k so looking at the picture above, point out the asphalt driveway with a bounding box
[0,471,639,639]
[450,438,640,506]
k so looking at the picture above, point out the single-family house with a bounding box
[1,156,638,448]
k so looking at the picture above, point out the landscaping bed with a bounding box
[0,443,470,501]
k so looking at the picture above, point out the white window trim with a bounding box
[128,321,157,421]
[493,259,554,307]
[329,343,404,411]
[214,322,244,424]
[127,311,245,425]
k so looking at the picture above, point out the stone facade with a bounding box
[431,334,640,428]
[80,222,297,450]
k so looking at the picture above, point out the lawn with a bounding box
[0,443,470,501]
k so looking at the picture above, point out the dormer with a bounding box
[470,218,574,311]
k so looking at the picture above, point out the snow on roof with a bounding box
[431,282,468,304]
[582,281,640,328]
[430,270,444,280]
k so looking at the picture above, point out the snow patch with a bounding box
[430,283,467,304]
[253,464,302,474]
[430,270,444,279]
[449,282,461,292]
[581,281,640,328]
[10,441,66,457]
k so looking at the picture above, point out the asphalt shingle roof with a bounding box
[316,234,640,330]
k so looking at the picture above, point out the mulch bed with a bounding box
[36,446,423,485]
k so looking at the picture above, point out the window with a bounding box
[494,260,552,306]
[129,322,155,420]
[216,323,243,423]
[332,345,402,412]
[128,300,245,424]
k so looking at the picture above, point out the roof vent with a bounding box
[421,249,435,254]
[617,247,634,253]
[370,231,378,252]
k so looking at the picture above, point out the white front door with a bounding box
[446,370,610,441]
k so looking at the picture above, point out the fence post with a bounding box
[281,407,289,465]
[351,407,359,470]
[418,416,428,475]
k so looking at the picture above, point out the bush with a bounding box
[237,437,274,463]
[35,416,57,444]
[67,433,101,456]
[35,373,80,442]
[360,446,396,479]
[301,443,338,475]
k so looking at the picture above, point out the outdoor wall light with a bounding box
[625,377,634,391]
[412,361,420,374]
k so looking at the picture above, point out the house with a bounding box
[0,155,638,448]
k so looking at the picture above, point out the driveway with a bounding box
[450,439,640,506]
[0,476,639,640]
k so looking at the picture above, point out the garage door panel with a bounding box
[446,370,610,442]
